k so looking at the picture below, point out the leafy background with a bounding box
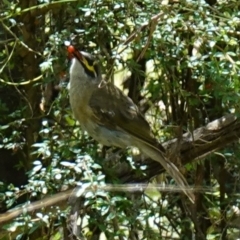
[1,0,240,239]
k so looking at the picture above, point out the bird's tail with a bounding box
[136,141,195,203]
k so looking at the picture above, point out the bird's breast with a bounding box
[69,81,133,148]
[83,122,133,148]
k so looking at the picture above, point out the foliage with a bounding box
[1,0,240,239]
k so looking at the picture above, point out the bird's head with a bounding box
[67,45,101,84]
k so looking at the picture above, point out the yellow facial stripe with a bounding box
[82,57,96,75]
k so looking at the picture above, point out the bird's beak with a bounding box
[67,45,97,78]
[73,50,84,63]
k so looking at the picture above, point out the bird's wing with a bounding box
[89,82,195,203]
[89,82,161,149]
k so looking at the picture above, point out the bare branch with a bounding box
[117,114,239,182]
[0,114,239,228]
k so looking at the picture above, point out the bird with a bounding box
[67,45,194,203]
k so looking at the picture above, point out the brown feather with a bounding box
[89,82,195,203]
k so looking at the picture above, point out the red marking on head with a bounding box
[67,45,82,62]
[67,45,75,54]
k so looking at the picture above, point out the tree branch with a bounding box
[117,114,239,182]
[0,114,239,228]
